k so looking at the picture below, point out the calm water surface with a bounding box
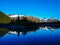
[0,26,60,45]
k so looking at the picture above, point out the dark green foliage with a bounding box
[0,11,11,24]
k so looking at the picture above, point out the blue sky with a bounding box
[0,0,60,19]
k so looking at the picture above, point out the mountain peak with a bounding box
[8,14,28,17]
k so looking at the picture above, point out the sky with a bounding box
[0,0,60,20]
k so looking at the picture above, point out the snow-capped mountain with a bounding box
[40,18,48,22]
[7,14,27,17]
[47,17,59,22]
[7,14,41,22]
[7,14,59,23]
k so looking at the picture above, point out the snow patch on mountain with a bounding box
[8,14,27,17]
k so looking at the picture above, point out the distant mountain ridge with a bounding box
[8,14,40,23]
[47,17,59,22]
[0,11,60,25]
[9,14,59,23]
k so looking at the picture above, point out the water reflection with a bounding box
[0,28,9,37]
[0,26,60,37]
[8,26,40,36]
[41,26,60,31]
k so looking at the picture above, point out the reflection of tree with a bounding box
[8,26,60,37]
[48,26,60,30]
[8,26,40,37]
[0,28,9,38]
[0,26,60,37]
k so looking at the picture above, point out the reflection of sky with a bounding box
[0,0,60,20]
[0,28,60,45]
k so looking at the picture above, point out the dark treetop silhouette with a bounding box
[0,11,60,26]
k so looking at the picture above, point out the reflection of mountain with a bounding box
[0,26,60,37]
[8,26,60,36]
[8,26,40,36]
[0,28,9,37]
[41,26,60,31]
[48,26,60,30]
